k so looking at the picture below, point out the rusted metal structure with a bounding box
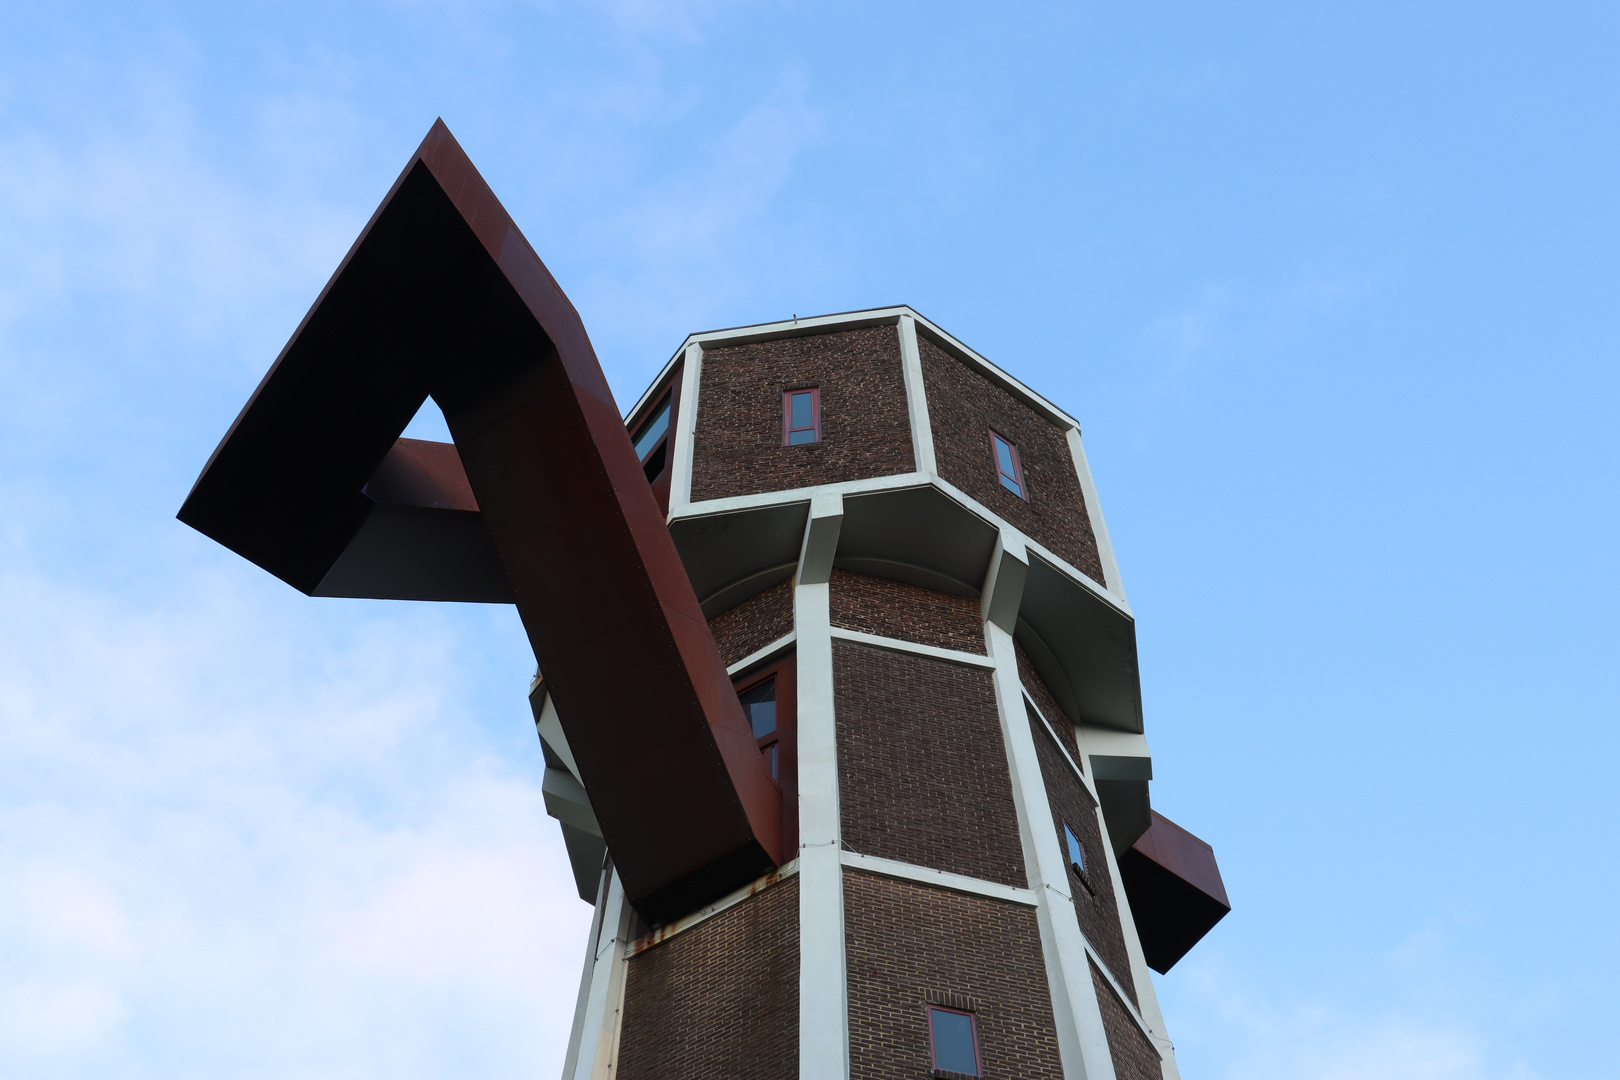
[180,121,1229,1079]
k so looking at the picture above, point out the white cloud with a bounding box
[0,570,591,1078]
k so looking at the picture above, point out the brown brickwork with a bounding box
[617,876,800,1080]
[1015,638,1078,760]
[1090,959,1162,1080]
[834,640,1025,888]
[691,326,915,501]
[844,869,1063,1080]
[1028,711,1137,1004]
[709,578,795,667]
[918,334,1106,585]
[829,569,986,655]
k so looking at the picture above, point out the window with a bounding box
[1063,822,1094,894]
[632,394,672,484]
[783,388,820,445]
[738,676,780,780]
[990,430,1025,498]
[927,1007,982,1077]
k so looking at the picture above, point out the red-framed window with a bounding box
[989,429,1025,499]
[631,392,673,484]
[734,656,799,855]
[927,1006,983,1077]
[783,388,820,445]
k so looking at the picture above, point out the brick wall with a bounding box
[918,334,1106,585]
[691,326,915,501]
[845,869,1063,1080]
[1028,710,1137,1004]
[1015,638,1078,759]
[1090,959,1162,1080]
[709,578,795,667]
[617,876,800,1080]
[829,570,986,655]
[834,640,1024,888]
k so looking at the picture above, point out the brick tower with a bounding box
[545,309,1230,1080]
[177,122,1228,1080]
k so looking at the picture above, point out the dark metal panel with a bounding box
[177,120,780,924]
[1118,811,1231,974]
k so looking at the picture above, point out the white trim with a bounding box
[1023,692,1100,805]
[1067,427,1128,606]
[1094,825,1181,1077]
[675,471,927,521]
[668,342,703,518]
[624,861,801,956]
[796,576,851,1078]
[897,314,937,478]
[985,621,1119,1080]
[561,867,613,1080]
[725,632,797,677]
[839,851,1036,908]
[828,626,995,670]
[570,870,633,1080]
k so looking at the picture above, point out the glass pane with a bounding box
[767,744,779,780]
[738,678,776,738]
[929,1009,979,1075]
[789,390,814,430]
[1065,824,1086,873]
[788,426,817,445]
[993,434,1016,477]
[632,397,671,460]
[999,472,1023,496]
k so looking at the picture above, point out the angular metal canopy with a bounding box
[178,120,782,924]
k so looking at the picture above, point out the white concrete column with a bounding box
[1095,822,1182,1080]
[569,871,632,1080]
[796,495,850,1079]
[668,342,704,517]
[1065,426,1126,605]
[982,531,1116,1080]
[897,314,937,479]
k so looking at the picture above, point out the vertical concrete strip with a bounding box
[798,491,844,586]
[1065,427,1127,605]
[897,314,938,478]
[982,531,1117,1080]
[797,494,850,1078]
[570,872,632,1080]
[1097,827,1182,1080]
[669,341,704,516]
[560,864,612,1079]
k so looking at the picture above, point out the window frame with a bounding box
[782,387,821,446]
[1063,820,1096,895]
[989,428,1026,499]
[926,1005,983,1078]
[732,656,799,855]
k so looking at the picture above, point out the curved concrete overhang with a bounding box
[671,478,1144,736]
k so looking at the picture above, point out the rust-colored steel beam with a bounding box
[178,120,782,923]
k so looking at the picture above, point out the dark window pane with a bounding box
[738,678,776,738]
[789,390,814,430]
[767,744,779,780]
[1064,823,1086,873]
[632,397,671,460]
[929,1009,979,1075]
[788,426,817,445]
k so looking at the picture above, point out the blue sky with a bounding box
[0,2,1615,1077]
